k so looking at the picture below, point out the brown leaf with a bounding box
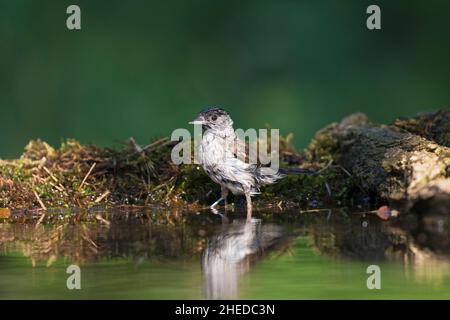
[0,208,11,219]
[376,205,391,220]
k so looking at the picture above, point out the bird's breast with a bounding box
[200,134,229,166]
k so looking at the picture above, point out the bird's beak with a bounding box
[189,114,206,125]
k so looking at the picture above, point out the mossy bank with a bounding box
[1,110,449,216]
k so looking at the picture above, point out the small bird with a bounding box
[190,107,313,220]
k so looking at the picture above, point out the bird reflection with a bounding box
[201,217,284,299]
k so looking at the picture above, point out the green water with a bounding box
[1,209,449,299]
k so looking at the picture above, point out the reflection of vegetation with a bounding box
[309,211,450,285]
[2,209,450,299]
[0,209,218,266]
[2,209,449,270]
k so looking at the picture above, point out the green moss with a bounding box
[305,124,339,164]
[0,131,363,211]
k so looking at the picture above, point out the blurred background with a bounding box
[1,0,449,158]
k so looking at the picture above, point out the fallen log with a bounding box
[307,110,450,214]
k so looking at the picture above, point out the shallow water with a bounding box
[1,208,450,299]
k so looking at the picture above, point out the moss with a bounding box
[393,110,450,147]
[0,129,366,212]
[305,124,339,164]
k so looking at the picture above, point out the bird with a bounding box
[202,219,284,299]
[189,107,314,220]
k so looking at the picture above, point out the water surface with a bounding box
[1,208,449,299]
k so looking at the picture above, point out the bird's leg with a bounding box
[245,192,252,222]
[221,186,229,209]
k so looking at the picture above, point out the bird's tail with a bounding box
[255,166,316,187]
[278,167,317,175]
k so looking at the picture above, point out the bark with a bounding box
[310,110,450,214]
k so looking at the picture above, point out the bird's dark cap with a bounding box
[200,107,230,116]
[189,107,230,125]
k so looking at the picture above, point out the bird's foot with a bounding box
[210,197,225,209]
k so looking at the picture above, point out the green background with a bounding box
[1,0,449,158]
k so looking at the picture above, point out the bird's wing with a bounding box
[231,135,259,165]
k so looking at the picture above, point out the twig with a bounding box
[335,164,368,194]
[43,166,66,191]
[317,159,334,174]
[324,182,332,196]
[129,137,170,155]
[48,181,64,192]
[43,166,59,183]
[33,190,47,210]
[129,137,144,153]
[35,212,46,229]
[81,234,98,248]
[141,137,169,152]
[94,190,110,203]
[95,213,111,226]
[336,164,352,177]
[78,163,96,191]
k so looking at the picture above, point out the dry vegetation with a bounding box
[1,110,449,220]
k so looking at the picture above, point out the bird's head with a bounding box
[189,107,233,132]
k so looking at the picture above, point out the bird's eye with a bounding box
[211,115,217,121]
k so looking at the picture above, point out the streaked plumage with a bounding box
[189,107,307,219]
